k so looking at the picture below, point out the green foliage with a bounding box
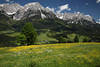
[0,30,20,47]
[52,33,91,43]
[22,22,37,45]
[83,37,91,42]
[79,36,91,42]
[57,37,67,43]
[16,34,26,46]
[37,31,57,44]
[74,35,79,42]
[67,33,76,42]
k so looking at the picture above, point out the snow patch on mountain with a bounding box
[6,12,16,15]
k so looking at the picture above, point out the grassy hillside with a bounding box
[0,30,21,47]
[0,43,100,67]
[13,19,100,42]
[0,13,100,46]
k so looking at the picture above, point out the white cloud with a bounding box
[74,11,81,14]
[96,0,100,3]
[5,0,10,2]
[56,4,71,13]
[5,0,14,3]
[98,18,100,22]
[46,7,55,12]
[96,18,100,24]
[85,14,90,16]
[76,11,80,14]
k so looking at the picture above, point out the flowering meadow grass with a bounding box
[0,42,100,67]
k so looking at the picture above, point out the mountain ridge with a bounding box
[0,2,56,20]
[0,2,97,25]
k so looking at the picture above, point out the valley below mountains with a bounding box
[0,2,100,47]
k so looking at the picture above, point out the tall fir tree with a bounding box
[22,22,37,45]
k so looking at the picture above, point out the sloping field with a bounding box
[0,43,100,67]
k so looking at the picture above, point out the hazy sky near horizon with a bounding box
[0,0,100,22]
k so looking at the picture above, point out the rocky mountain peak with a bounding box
[0,3,23,15]
[0,2,56,20]
[56,12,96,24]
[24,2,44,11]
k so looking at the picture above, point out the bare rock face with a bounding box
[13,8,25,20]
[56,12,96,25]
[2,3,23,15]
[24,2,44,11]
[0,4,4,11]
[22,2,56,19]
[0,2,56,20]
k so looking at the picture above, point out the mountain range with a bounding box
[0,2,100,47]
[0,2,97,22]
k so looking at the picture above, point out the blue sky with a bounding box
[0,0,100,22]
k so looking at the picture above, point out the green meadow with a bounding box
[0,43,100,67]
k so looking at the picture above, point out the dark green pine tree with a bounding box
[74,35,79,42]
[22,22,37,45]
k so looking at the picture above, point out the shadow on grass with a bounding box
[29,61,37,67]
[96,65,100,67]
[0,34,17,47]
